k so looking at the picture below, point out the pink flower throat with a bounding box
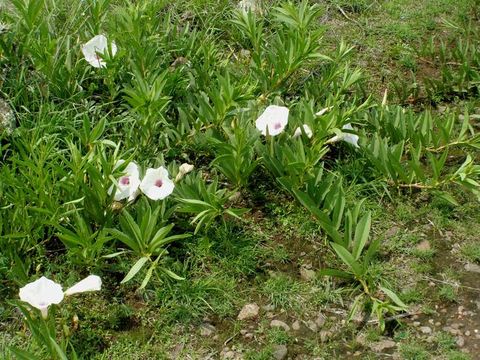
[120,176,130,185]
[155,179,163,187]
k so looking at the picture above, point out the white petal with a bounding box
[179,163,194,175]
[82,35,116,68]
[315,106,333,117]
[19,277,64,313]
[255,105,289,136]
[293,124,312,139]
[140,167,175,200]
[64,275,102,296]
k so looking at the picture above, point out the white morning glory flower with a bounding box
[293,124,313,139]
[109,160,141,202]
[140,166,175,200]
[19,277,64,319]
[81,35,117,68]
[64,275,102,296]
[175,163,194,182]
[255,105,289,136]
[327,123,360,148]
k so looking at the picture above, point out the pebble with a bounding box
[420,326,432,334]
[456,336,465,347]
[413,321,421,327]
[464,263,480,274]
[270,320,290,332]
[237,303,259,320]
[306,320,318,332]
[300,267,316,281]
[200,323,216,337]
[272,344,288,360]
[292,320,301,331]
[370,339,396,352]
[315,313,326,328]
[465,331,471,336]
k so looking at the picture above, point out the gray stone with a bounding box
[291,320,301,331]
[465,263,480,273]
[0,99,15,135]
[238,303,259,320]
[456,336,465,347]
[370,339,397,352]
[300,267,316,281]
[315,313,326,328]
[200,323,216,336]
[306,320,318,332]
[270,320,290,332]
[272,345,288,360]
[420,326,432,334]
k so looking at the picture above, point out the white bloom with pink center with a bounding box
[140,166,175,200]
[64,275,102,296]
[255,105,289,136]
[293,124,313,139]
[109,160,141,201]
[82,35,117,68]
[19,277,64,319]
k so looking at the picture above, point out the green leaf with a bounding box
[319,268,354,280]
[331,242,363,277]
[8,347,42,360]
[121,257,149,284]
[49,337,69,360]
[380,286,407,309]
[352,212,371,260]
[162,268,185,281]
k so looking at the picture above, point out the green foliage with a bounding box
[174,172,249,234]
[108,199,190,288]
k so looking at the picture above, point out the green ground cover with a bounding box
[1,0,479,359]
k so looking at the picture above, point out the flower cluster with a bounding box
[255,104,359,147]
[109,161,193,202]
[19,275,102,318]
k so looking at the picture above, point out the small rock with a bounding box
[413,321,421,327]
[320,330,331,342]
[262,304,275,312]
[420,326,432,334]
[270,320,290,332]
[451,323,464,329]
[244,333,253,339]
[306,320,318,332]
[456,336,465,347]
[465,331,471,336]
[272,344,288,360]
[300,267,316,281]
[200,323,216,337]
[0,99,15,135]
[435,322,441,327]
[428,319,434,325]
[416,240,431,251]
[370,339,396,352]
[238,303,259,320]
[292,320,301,331]
[465,263,480,274]
[315,313,326,328]
[386,226,400,237]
